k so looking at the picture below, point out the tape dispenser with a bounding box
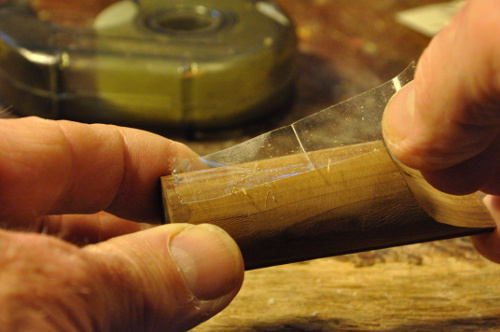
[0,0,297,129]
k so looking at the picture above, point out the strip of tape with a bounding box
[166,63,495,230]
[171,64,416,203]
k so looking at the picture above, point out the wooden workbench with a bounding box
[185,1,500,331]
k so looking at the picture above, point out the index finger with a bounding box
[0,117,197,226]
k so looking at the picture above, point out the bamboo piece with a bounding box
[161,140,495,269]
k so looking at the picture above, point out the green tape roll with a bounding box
[0,0,297,129]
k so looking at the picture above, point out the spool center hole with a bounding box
[145,7,223,34]
[157,15,214,31]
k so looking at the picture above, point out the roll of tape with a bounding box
[0,0,297,129]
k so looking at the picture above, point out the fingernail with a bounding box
[170,224,243,301]
[382,81,416,149]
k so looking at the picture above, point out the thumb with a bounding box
[84,224,244,331]
[382,0,500,195]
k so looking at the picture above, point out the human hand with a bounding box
[0,117,244,331]
[382,0,500,264]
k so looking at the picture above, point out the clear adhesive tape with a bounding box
[161,64,495,269]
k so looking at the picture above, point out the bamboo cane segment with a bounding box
[161,140,495,269]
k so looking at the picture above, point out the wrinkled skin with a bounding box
[0,117,244,331]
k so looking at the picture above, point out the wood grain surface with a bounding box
[163,141,494,269]
[194,244,500,331]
